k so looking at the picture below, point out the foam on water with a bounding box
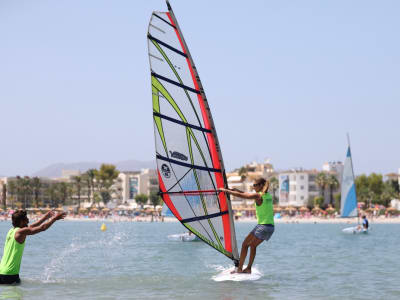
[211,265,263,282]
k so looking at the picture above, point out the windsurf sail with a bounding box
[340,134,358,217]
[147,1,239,264]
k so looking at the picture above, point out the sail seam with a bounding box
[152,72,200,94]
[156,154,221,173]
[181,211,229,223]
[153,112,211,133]
[152,13,176,28]
[148,34,187,57]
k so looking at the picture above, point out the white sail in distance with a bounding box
[340,135,358,217]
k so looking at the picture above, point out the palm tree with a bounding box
[238,167,248,181]
[85,169,96,204]
[95,164,120,205]
[315,172,327,200]
[7,180,16,209]
[31,177,41,208]
[149,192,161,209]
[15,176,23,207]
[1,183,6,210]
[71,175,82,208]
[326,175,339,206]
[45,183,57,208]
[269,177,279,204]
[57,182,69,207]
[21,176,32,209]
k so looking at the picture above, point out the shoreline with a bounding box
[55,216,400,224]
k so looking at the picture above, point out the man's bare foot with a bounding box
[242,267,251,274]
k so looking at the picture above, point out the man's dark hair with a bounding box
[12,210,27,227]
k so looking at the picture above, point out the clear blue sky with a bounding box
[1,0,399,176]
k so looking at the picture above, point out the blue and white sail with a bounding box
[340,146,358,217]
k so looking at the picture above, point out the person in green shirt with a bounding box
[0,209,66,284]
[220,178,274,274]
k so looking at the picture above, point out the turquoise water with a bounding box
[0,221,399,299]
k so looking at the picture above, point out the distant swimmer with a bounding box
[220,178,274,274]
[362,215,369,230]
[0,210,66,284]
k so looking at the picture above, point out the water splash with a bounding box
[41,231,127,283]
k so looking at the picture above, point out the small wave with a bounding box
[207,264,227,272]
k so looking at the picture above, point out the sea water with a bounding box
[0,221,399,299]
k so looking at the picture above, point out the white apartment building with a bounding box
[278,170,320,207]
[322,161,344,181]
[118,169,158,203]
[226,175,249,206]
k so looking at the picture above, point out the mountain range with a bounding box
[31,160,156,178]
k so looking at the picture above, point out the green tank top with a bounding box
[0,227,25,275]
[255,192,274,225]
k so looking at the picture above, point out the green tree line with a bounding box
[313,172,399,210]
[1,164,121,209]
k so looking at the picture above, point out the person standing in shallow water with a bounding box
[219,178,274,274]
[362,215,369,230]
[0,210,66,284]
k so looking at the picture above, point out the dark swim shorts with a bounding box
[251,224,274,241]
[0,274,20,285]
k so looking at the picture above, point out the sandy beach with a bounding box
[52,215,400,224]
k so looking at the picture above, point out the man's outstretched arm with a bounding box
[29,211,53,227]
[15,212,66,243]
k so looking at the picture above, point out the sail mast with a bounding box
[165,0,239,263]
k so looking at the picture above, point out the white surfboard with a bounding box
[212,266,262,282]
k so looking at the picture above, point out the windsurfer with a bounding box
[219,178,274,274]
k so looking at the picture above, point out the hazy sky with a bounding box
[1,0,399,176]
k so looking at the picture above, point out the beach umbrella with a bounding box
[386,207,398,215]
[284,206,296,213]
[311,206,322,214]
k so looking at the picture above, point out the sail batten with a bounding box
[148,1,238,262]
[153,112,212,133]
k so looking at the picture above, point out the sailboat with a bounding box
[340,134,366,234]
[147,1,239,265]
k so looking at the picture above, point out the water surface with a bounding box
[0,221,398,299]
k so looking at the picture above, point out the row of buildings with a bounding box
[1,163,399,208]
[226,161,345,207]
